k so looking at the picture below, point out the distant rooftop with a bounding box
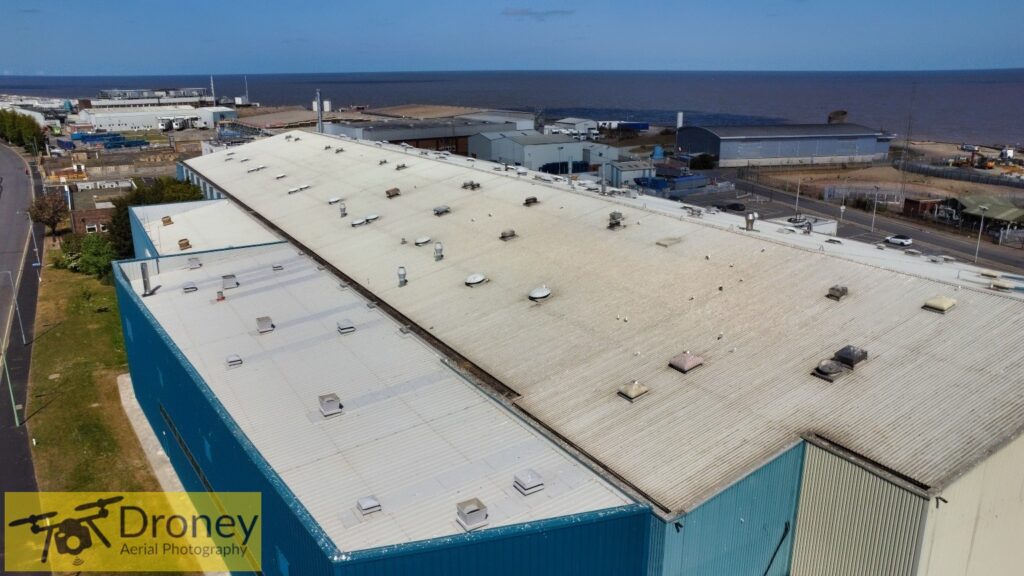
[691,123,885,139]
[118,243,631,551]
[130,200,279,256]
[363,104,484,119]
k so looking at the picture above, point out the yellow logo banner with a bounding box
[5,492,261,572]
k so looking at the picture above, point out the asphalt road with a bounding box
[0,143,47,576]
[691,173,1023,274]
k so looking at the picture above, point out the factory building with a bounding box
[545,117,599,137]
[196,106,237,128]
[325,118,518,155]
[609,160,654,187]
[78,105,196,131]
[151,131,1024,575]
[677,124,893,167]
[129,199,279,258]
[80,87,215,109]
[467,130,583,172]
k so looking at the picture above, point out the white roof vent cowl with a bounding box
[528,285,551,302]
[319,393,343,417]
[357,496,381,516]
[514,469,545,495]
[456,498,488,532]
[465,273,487,287]
[256,316,275,334]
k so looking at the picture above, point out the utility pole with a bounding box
[871,186,880,233]
[974,206,988,263]
[794,177,802,217]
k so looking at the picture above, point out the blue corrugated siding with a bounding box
[658,442,805,576]
[115,263,341,576]
[720,136,877,161]
[128,209,159,259]
[115,253,653,576]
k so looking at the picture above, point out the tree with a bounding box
[106,177,203,259]
[77,233,117,278]
[0,108,45,153]
[28,191,69,236]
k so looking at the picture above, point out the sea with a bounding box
[1,70,1021,145]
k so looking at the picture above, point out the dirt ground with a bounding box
[768,163,1023,199]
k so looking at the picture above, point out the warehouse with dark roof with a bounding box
[677,123,893,167]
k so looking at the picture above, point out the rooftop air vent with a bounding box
[222,274,239,289]
[357,496,381,516]
[462,181,481,190]
[434,242,444,261]
[287,187,300,194]
[465,273,487,287]
[812,359,846,382]
[285,135,292,140]
[351,218,366,227]
[318,393,343,417]
[669,352,704,374]
[256,316,275,334]
[378,159,388,165]
[328,197,341,205]
[456,498,488,532]
[386,188,401,198]
[499,229,517,241]
[275,173,287,180]
[395,163,408,171]
[225,354,243,368]
[991,279,1014,291]
[182,281,198,294]
[979,269,1002,279]
[433,205,451,216]
[514,469,544,496]
[923,296,957,313]
[618,380,649,402]
[177,238,191,250]
[187,257,201,270]
[608,211,625,230]
[338,203,347,217]
[528,285,551,302]
[336,320,356,335]
[523,196,539,206]
[224,156,233,161]
[827,285,849,301]
[813,345,868,382]
[226,151,235,156]
[298,184,311,191]
[293,136,301,141]
[398,266,408,287]
[414,236,432,247]
[161,216,173,226]
[834,345,867,368]
[323,144,332,150]
[334,147,345,154]
[272,264,284,272]
[365,214,380,222]
[239,157,250,163]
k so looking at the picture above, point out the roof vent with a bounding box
[298,184,311,191]
[834,345,867,367]
[182,281,198,294]
[395,163,408,171]
[433,205,451,216]
[351,218,367,227]
[323,144,332,150]
[991,279,1015,291]
[187,257,202,270]
[225,354,243,368]
[979,269,1002,279]
[499,229,517,241]
[293,136,301,141]
[618,380,649,402]
[177,238,191,250]
[434,242,444,261]
[328,197,341,205]
[514,469,545,495]
[523,196,539,206]
[608,211,625,230]
[272,264,284,272]
[287,187,300,194]
[337,320,356,335]
[318,393,343,417]
[357,496,381,516]
[669,352,704,374]
[827,285,849,301]
[239,157,250,163]
[456,498,488,532]
[923,296,957,313]
[365,213,380,222]
[465,273,488,287]
[386,187,401,198]
[812,359,847,382]
[334,147,345,154]
[161,216,173,226]
[285,134,292,140]
[274,173,287,180]
[338,203,347,218]
[813,345,867,382]
[398,266,408,287]
[528,285,551,302]
[462,181,481,190]
[414,236,432,247]
[256,316,275,334]
[222,274,239,289]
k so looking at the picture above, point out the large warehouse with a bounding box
[117,131,1024,575]
[677,123,893,167]
[467,130,583,171]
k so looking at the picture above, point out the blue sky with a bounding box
[2,0,1022,75]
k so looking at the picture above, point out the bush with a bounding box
[77,234,117,278]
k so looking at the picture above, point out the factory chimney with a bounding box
[676,112,684,129]
[315,89,324,134]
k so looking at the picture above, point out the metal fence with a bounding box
[897,161,1024,189]
[823,186,904,205]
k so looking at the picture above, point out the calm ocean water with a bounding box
[2,70,1021,144]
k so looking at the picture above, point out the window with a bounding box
[99,223,109,232]
[85,224,98,233]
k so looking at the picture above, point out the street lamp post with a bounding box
[974,205,989,263]
[839,204,846,234]
[870,185,880,233]
[794,177,802,217]
[557,146,564,175]
[1,270,26,346]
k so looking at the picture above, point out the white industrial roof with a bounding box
[119,243,630,551]
[82,105,195,117]
[185,131,1024,516]
[131,200,280,256]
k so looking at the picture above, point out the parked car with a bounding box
[885,234,913,246]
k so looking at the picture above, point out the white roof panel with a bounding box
[131,200,280,255]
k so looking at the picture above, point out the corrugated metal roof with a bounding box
[131,200,279,255]
[185,131,1024,516]
[688,124,883,139]
[121,243,631,551]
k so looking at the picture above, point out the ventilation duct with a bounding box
[433,205,451,216]
[336,320,356,335]
[812,345,868,382]
[357,496,381,516]
[161,216,173,226]
[456,498,488,532]
[318,393,343,417]
[187,257,202,270]
[514,469,544,496]
[618,380,649,402]
[398,266,408,287]
[140,262,156,297]
[339,203,347,218]
[434,242,444,261]
[328,197,341,205]
[465,273,487,287]
[182,281,198,294]
[523,196,539,206]
[414,236,432,247]
[991,279,1014,291]
[528,285,551,302]
[222,274,239,289]
[923,296,957,313]
[608,211,625,230]
[225,354,243,368]
[669,352,704,374]
[499,229,517,241]
[827,285,849,301]
[256,316,275,334]
[386,188,401,198]
[177,238,191,250]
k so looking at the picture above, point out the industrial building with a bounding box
[467,130,583,172]
[129,199,279,257]
[609,160,654,187]
[80,87,215,109]
[145,131,1024,575]
[677,124,894,167]
[78,105,197,131]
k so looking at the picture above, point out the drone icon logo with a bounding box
[7,495,124,565]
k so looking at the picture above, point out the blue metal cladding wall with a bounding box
[721,136,878,161]
[339,505,652,576]
[114,262,342,576]
[115,253,653,576]
[128,209,158,259]
[657,442,806,576]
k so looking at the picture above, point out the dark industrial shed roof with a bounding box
[691,123,884,140]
